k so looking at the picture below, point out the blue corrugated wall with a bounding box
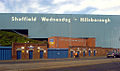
[0,46,69,60]
[0,46,12,60]
[48,48,68,59]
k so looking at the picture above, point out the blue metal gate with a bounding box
[29,50,33,59]
[40,50,43,58]
[71,51,73,58]
[17,51,21,59]
[48,48,68,59]
[89,50,91,56]
[0,46,12,60]
[77,51,79,57]
[83,51,85,56]
[94,50,96,56]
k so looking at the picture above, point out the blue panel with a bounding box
[6,49,8,60]
[47,48,68,59]
[1,49,3,60]
[57,50,60,58]
[89,50,91,56]
[2,49,4,60]
[3,49,4,60]
[4,49,6,60]
[0,47,12,60]
[0,49,1,60]
[94,50,96,56]
[7,48,12,60]
[40,51,43,58]
[0,49,2,60]
[17,51,21,59]
[77,51,80,57]
[29,50,33,59]
[10,49,12,60]
[5,49,7,60]
[83,51,85,56]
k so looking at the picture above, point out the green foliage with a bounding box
[0,31,47,46]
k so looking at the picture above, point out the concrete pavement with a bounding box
[0,57,120,71]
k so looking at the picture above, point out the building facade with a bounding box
[12,43,47,60]
[48,36,96,48]
[8,36,118,60]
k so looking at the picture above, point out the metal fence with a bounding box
[0,46,12,60]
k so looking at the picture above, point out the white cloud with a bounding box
[0,0,120,14]
[82,0,120,9]
[52,0,68,4]
[28,1,50,13]
[16,0,21,2]
[53,4,86,14]
[0,0,50,13]
[51,0,120,14]
[0,2,9,13]
[91,10,120,15]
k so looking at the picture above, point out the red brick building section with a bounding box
[12,43,47,60]
[48,36,96,48]
[68,46,115,58]
[86,38,96,47]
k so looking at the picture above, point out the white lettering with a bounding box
[12,17,37,22]
[41,17,71,23]
[80,18,111,23]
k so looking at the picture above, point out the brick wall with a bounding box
[12,43,47,60]
[68,47,114,58]
[48,36,95,48]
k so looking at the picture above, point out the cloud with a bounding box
[0,1,9,13]
[52,0,68,4]
[51,0,120,14]
[0,0,120,15]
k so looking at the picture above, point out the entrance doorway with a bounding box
[94,50,96,56]
[70,51,73,58]
[29,50,33,59]
[17,51,21,59]
[83,51,85,56]
[40,50,44,58]
[89,50,91,56]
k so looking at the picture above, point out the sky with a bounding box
[0,0,120,14]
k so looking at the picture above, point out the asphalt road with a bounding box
[28,62,120,71]
[0,57,120,71]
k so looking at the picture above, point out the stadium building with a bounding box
[0,14,120,60]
